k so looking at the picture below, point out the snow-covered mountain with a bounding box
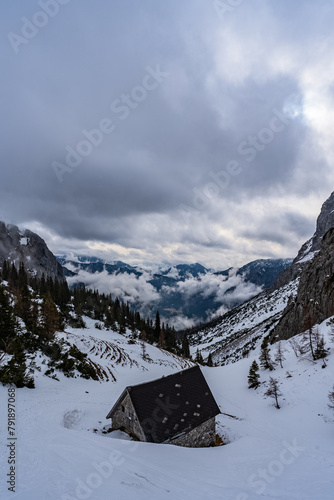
[0,221,64,281]
[57,255,292,329]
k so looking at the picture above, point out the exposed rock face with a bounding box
[272,227,334,340]
[0,221,64,281]
[271,190,334,291]
[311,191,334,251]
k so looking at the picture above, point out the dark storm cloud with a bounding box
[240,211,316,247]
[1,0,334,267]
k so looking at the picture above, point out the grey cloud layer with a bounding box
[1,0,334,268]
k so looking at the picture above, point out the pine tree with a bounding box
[165,327,176,352]
[265,377,282,409]
[0,337,34,388]
[15,263,33,331]
[158,329,166,348]
[0,287,18,351]
[207,353,213,367]
[119,316,126,335]
[195,349,204,364]
[10,264,18,289]
[40,293,60,340]
[259,338,275,371]
[1,260,9,281]
[182,335,190,358]
[39,273,47,297]
[154,311,161,343]
[248,360,260,389]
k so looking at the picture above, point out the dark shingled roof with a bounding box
[107,365,220,443]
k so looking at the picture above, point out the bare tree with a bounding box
[141,339,147,360]
[328,385,334,410]
[329,325,334,343]
[289,338,302,358]
[275,342,286,368]
[265,377,283,409]
[300,319,327,361]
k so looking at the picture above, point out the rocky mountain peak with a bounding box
[271,190,334,289]
[0,221,64,281]
[311,190,334,251]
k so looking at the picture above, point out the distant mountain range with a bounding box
[0,220,293,329]
[57,255,293,329]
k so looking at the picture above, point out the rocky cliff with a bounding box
[272,226,334,340]
[271,191,334,291]
[0,221,64,281]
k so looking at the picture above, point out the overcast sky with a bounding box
[1,0,334,269]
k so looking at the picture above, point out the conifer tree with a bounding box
[182,335,190,358]
[0,337,34,388]
[207,353,214,367]
[154,311,161,342]
[165,327,176,352]
[40,293,60,340]
[39,273,47,296]
[0,287,17,351]
[248,360,260,389]
[10,264,19,289]
[158,328,166,348]
[259,338,275,371]
[195,349,204,364]
[1,260,9,281]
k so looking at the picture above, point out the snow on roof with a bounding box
[106,365,220,443]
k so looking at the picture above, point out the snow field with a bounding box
[0,318,334,499]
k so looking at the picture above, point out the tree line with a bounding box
[0,260,194,386]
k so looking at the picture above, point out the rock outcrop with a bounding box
[0,221,64,281]
[270,190,334,291]
[272,227,334,340]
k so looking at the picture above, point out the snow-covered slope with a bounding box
[1,319,333,500]
[56,318,193,383]
[189,278,299,365]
